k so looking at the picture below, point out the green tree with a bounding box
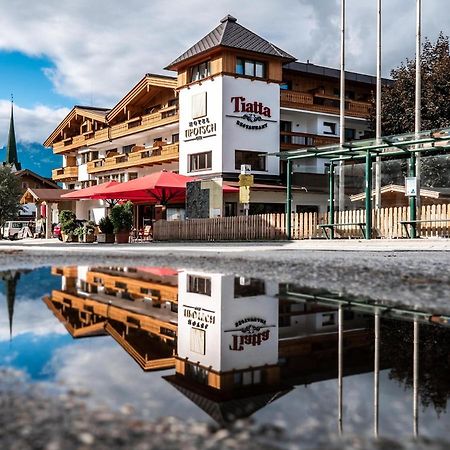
[370,33,450,187]
[0,165,23,232]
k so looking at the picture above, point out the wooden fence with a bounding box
[153,204,450,241]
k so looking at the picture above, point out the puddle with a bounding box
[0,265,449,441]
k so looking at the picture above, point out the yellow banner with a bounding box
[239,174,254,187]
[239,186,250,204]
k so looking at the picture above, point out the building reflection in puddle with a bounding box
[42,266,450,432]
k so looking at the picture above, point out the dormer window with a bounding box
[236,58,266,78]
[190,61,210,82]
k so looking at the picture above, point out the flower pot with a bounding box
[115,231,130,244]
[97,233,115,244]
[83,233,96,243]
[63,233,78,243]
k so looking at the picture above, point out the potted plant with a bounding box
[97,216,115,243]
[110,202,133,244]
[59,210,78,242]
[74,221,96,243]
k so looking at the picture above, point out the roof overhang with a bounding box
[43,106,109,148]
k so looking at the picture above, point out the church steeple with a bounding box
[5,96,21,171]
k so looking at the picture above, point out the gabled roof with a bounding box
[15,169,59,188]
[106,74,177,123]
[43,105,109,148]
[20,188,74,204]
[166,15,295,70]
[350,184,450,202]
[164,375,291,426]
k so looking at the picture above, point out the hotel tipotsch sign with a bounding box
[184,117,217,142]
[225,317,275,351]
[226,96,277,130]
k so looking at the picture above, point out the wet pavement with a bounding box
[1,265,450,449]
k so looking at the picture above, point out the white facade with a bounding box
[179,76,280,178]
[177,270,279,372]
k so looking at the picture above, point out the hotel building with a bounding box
[44,15,376,223]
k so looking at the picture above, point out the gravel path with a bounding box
[1,370,448,450]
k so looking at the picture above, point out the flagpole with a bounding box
[338,0,346,212]
[415,0,422,211]
[375,0,382,210]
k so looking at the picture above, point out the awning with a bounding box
[95,171,238,204]
[61,181,119,200]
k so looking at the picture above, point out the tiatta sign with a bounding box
[226,96,276,130]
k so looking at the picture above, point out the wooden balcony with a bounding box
[51,267,78,278]
[52,166,78,181]
[280,131,338,150]
[87,142,179,174]
[53,109,179,154]
[280,90,371,118]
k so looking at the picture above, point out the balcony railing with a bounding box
[87,142,179,174]
[280,131,338,150]
[280,90,371,118]
[53,109,179,154]
[52,166,79,181]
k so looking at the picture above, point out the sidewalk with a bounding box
[1,237,450,254]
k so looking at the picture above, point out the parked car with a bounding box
[53,223,62,240]
[2,221,30,240]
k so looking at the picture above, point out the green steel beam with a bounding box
[365,150,372,240]
[409,154,417,239]
[328,162,335,239]
[286,159,292,240]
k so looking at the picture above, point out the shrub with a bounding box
[61,219,77,235]
[98,216,114,234]
[110,202,133,233]
[59,210,76,226]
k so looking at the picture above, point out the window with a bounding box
[236,58,266,78]
[323,122,337,135]
[322,313,336,326]
[185,363,208,384]
[234,277,266,298]
[123,144,135,154]
[280,120,292,145]
[128,172,138,181]
[190,61,210,82]
[345,128,356,140]
[280,121,292,132]
[235,150,266,171]
[190,328,206,355]
[171,133,179,143]
[192,92,207,119]
[187,275,211,296]
[189,151,212,172]
[280,81,292,90]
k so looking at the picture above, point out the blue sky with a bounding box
[0,0,448,176]
[0,52,72,109]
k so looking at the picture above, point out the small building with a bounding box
[350,184,450,208]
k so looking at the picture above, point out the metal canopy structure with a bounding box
[277,127,450,240]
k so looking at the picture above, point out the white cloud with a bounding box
[0,0,448,109]
[0,294,68,342]
[0,100,69,146]
[47,338,210,421]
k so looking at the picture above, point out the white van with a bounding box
[2,221,29,240]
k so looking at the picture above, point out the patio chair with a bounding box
[142,225,153,241]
